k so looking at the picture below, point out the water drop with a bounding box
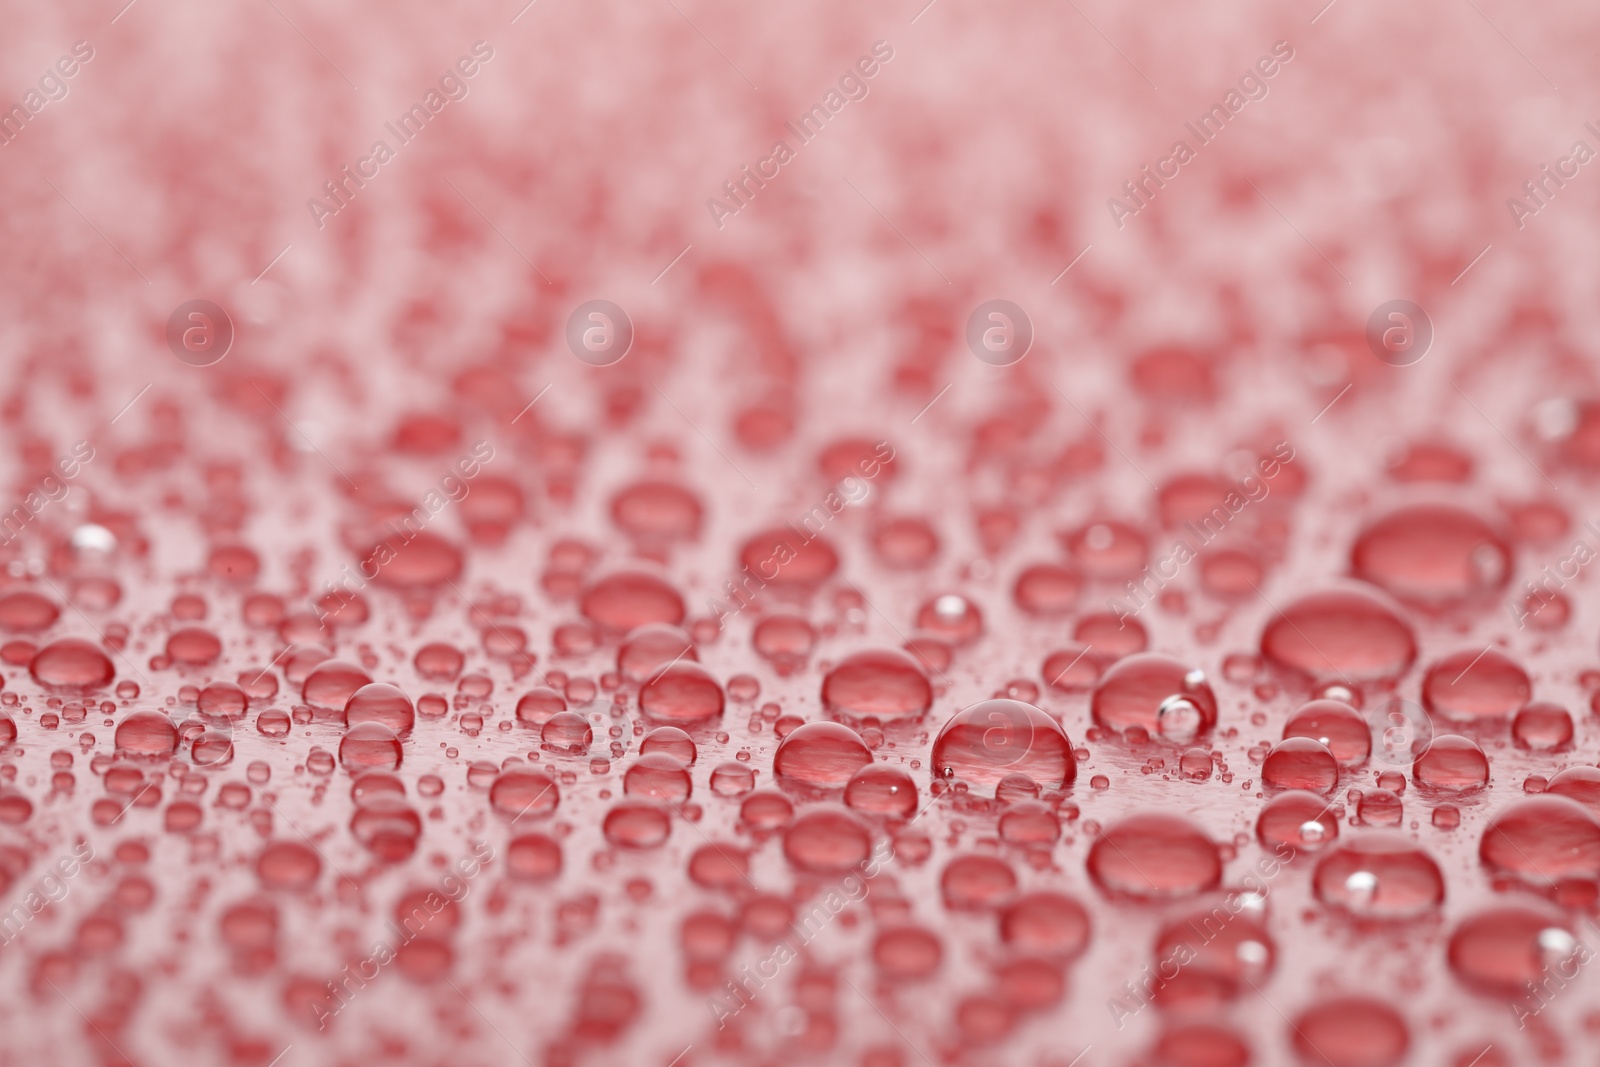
[639,662,724,724]
[783,808,871,873]
[1422,649,1529,720]
[1479,796,1600,884]
[489,770,559,819]
[1087,814,1221,900]
[1412,735,1489,790]
[1351,504,1509,609]
[29,638,115,690]
[821,649,932,723]
[1092,654,1218,739]
[931,699,1074,793]
[1312,833,1443,918]
[1261,738,1339,794]
[1260,586,1415,682]
[343,683,415,735]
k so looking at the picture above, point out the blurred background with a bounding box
[1,0,1599,1065]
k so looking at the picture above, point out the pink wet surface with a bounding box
[2,1,1600,1065]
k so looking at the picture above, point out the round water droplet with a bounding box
[1260,586,1416,682]
[29,637,114,690]
[192,729,234,767]
[507,833,562,882]
[1257,790,1340,852]
[1012,563,1083,617]
[915,593,983,644]
[998,801,1060,844]
[1063,520,1149,578]
[1512,702,1573,750]
[541,712,592,755]
[0,589,58,632]
[1422,649,1529,720]
[115,711,178,757]
[166,626,222,666]
[998,892,1090,959]
[350,795,421,860]
[1448,903,1575,994]
[339,722,402,771]
[603,801,671,849]
[1412,735,1488,790]
[941,854,1017,910]
[1154,1022,1251,1067]
[739,528,839,590]
[343,683,415,735]
[617,623,697,684]
[821,649,932,723]
[610,479,703,542]
[515,687,567,726]
[872,516,939,569]
[640,726,696,765]
[1087,814,1221,901]
[1312,833,1443,918]
[1545,766,1600,817]
[489,770,559,819]
[1262,738,1339,794]
[1289,996,1409,1067]
[783,808,871,873]
[844,764,917,818]
[1179,748,1214,780]
[414,642,464,680]
[873,925,942,978]
[752,613,815,670]
[580,570,686,633]
[363,532,463,588]
[1282,699,1370,763]
[1351,504,1509,609]
[198,681,249,721]
[1480,796,1600,884]
[931,699,1074,793]
[710,762,755,797]
[624,753,692,802]
[639,662,724,724]
[1155,905,1276,987]
[774,721,871,791]
[1091,654,1218,740]
[256,841,321,892]
[301,660,372,711]
[740,791,792,831]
